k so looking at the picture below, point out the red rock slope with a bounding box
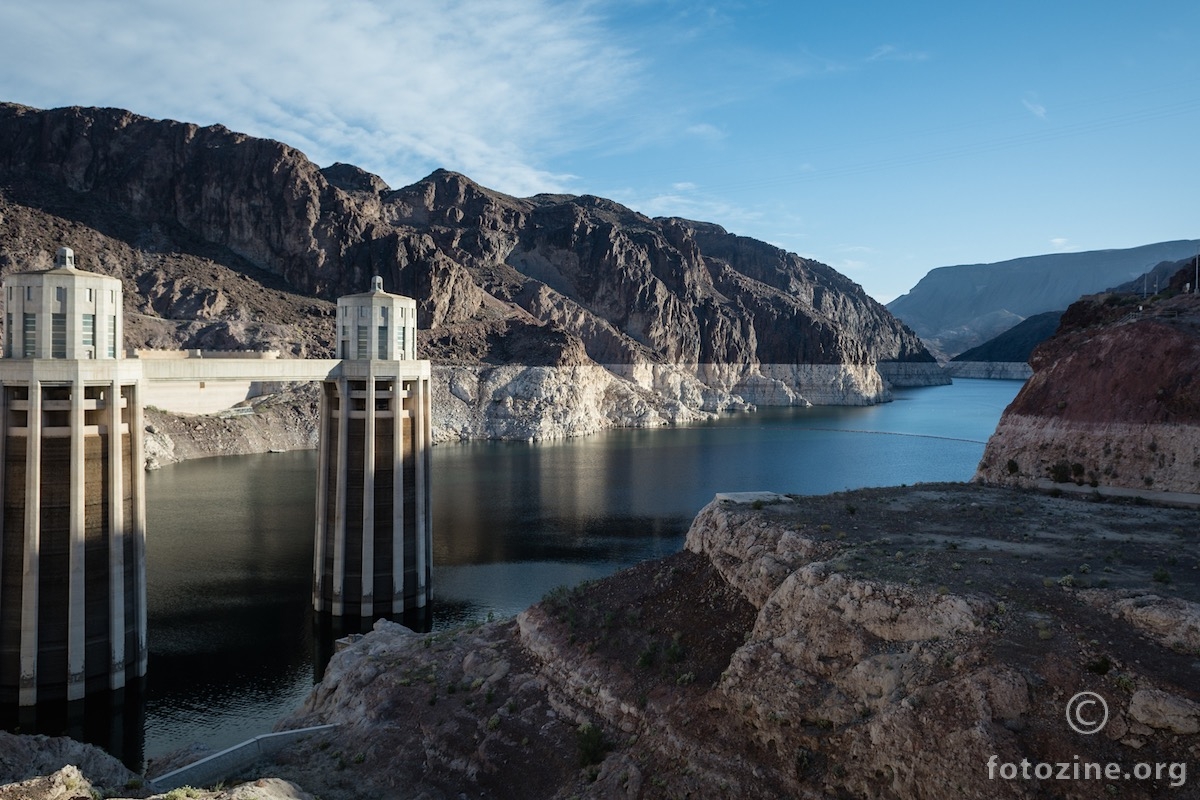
[976,273,1200,494]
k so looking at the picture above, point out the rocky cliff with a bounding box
[270,487,1200,798]
[976,271,1200,494]
[888,241,1200,360]
[0,102,943,446]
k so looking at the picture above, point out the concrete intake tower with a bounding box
[0,248,434,707]
[0,248,147,706]
[313,276,433,620]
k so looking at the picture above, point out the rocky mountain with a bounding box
[943,310,1062,379]
[976,265,1200,493]
[0,102,943,442]
[888,241,1200,360]
[951,310,1064,364]
[1112,256,1200,295]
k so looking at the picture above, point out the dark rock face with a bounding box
[951,310,1064,364]
[0,102,939,419]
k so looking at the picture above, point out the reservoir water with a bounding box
[116,378,1021,761]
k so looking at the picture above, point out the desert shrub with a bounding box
[577,722,610,767]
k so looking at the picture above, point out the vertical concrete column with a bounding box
[391,380,404,614]
[422,374,432,596]
[414,376,428,606]
[360,368,376,617]
[0,384,8,616]
[312,382,331,611]
[129,380,148,678]
[107,380,125,690]
[67,379,86,700]
[19,382,42,706]
[331,376,349,616]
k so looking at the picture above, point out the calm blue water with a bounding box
[137,377,1020,759]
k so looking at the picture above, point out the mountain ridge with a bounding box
[0,102,945,443]
[887,240,1200,360]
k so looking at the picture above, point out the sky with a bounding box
[1,1,1198,303]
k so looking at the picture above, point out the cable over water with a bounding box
[805,427,988,445]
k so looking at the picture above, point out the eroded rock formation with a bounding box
[265,486,1200,799]
[0,102,943,446]
[6,485,1198,797]
[976,273,1200,494]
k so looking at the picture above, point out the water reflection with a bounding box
[0,683,145,772]
[3,379,1022,765]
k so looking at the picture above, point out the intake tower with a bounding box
[313,276,433,620]
[0,247,147,705]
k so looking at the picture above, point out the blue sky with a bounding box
[2,1,1197,302]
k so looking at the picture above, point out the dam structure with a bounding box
[0,248,431,707]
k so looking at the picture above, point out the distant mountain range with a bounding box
[887,241,1200,360]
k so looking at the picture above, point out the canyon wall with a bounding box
[0,102,944,447]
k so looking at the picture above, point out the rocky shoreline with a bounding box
[942,361,1032,380]
[142,360,951,465]
[6,482,1196,799]
[975,288,1200,495]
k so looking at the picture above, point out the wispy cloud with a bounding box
[615,186,760,230]
[1049,237,1076,252]
[1022,93,1048,119]
[867,44,929,63]
[685,122,726,141]
[0,0,638,196]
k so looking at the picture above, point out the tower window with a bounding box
[22,313,35,357]
[55,286,66,303]
[82,314,95,347]
[51,313,66,358]
[107,315,116,358]
[356,325,368,358]
[377,325,388,359]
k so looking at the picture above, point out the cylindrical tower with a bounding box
[313,276,431,620]
[0,247,147,706]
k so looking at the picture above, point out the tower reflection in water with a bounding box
[0,681,145,771]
